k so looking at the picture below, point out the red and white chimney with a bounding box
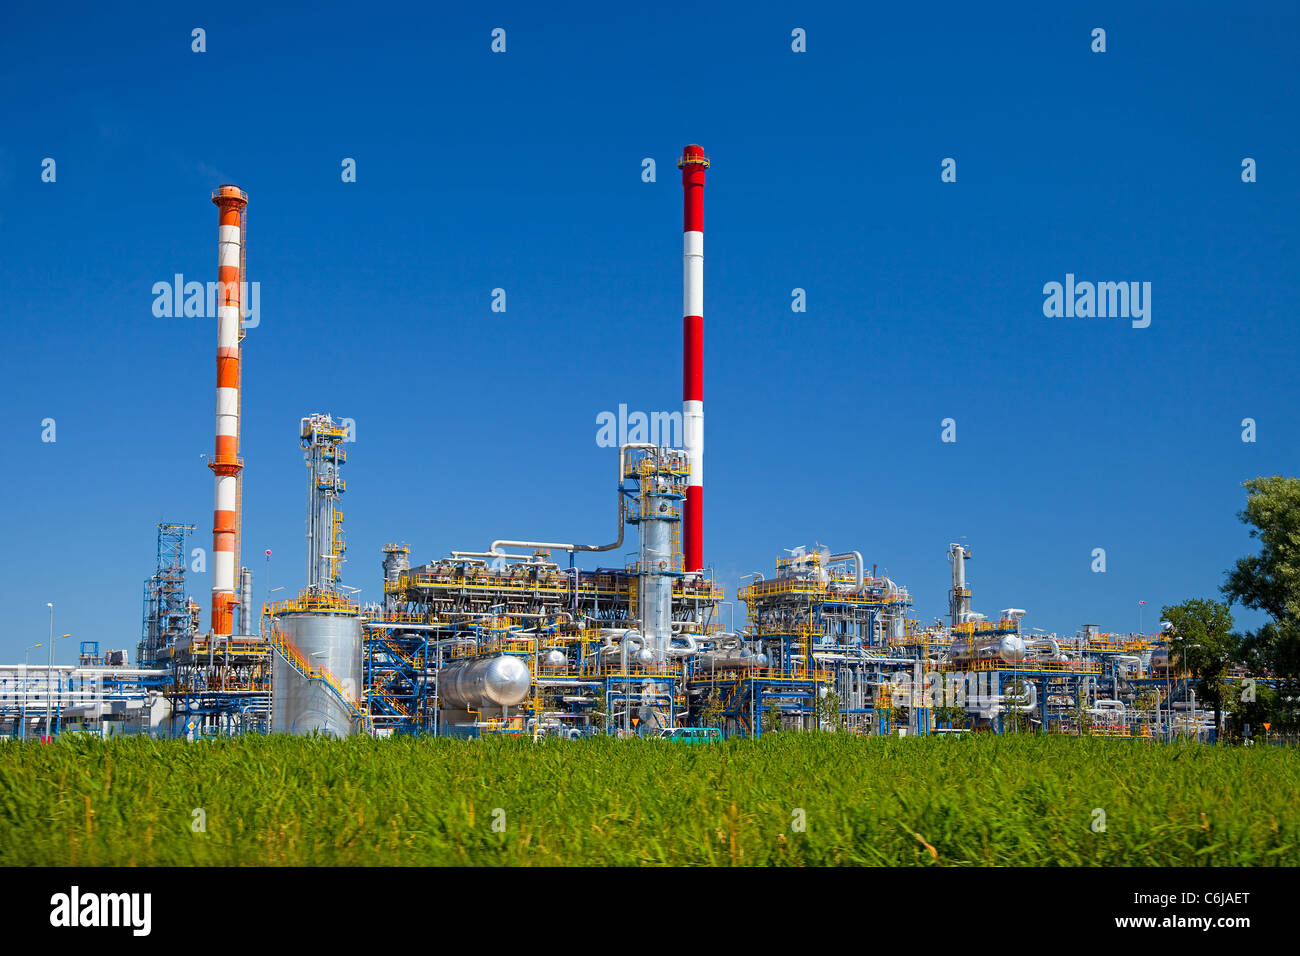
[209,185,247,636]
[678,145,708,573]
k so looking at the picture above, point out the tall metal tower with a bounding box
[139,522,197,667]
[301,414,349,591]
[209,185,248,638]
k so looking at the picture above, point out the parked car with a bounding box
[656,727,721,744]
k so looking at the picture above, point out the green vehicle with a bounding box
[657,727,721,744]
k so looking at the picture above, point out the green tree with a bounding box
[1071,699,1092,736]
[815,688,844,731]
[589,687,608,732]
[1161,598,1236,737]
[934,704,968,730]
[1223,477,1300,726]
[700,690,724,729]
[762,701,782,736]
[1001,678,1030,734]
[1221,680,1279,739]
[886,705,910,732]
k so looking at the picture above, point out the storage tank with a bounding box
[272,611,364,736]
[697,648,764,672]
[437,655,531,711]
[945,634,1026,665]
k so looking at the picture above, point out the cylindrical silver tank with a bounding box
[238,567,254,636]
[437,655,531,710]
[995,635,1026,661]
[697,649,758,672]
[638,479,676,661]
[272,611,364,736]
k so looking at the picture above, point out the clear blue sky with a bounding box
[2,2,1297,663]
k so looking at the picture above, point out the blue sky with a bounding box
[2,2,1297,662]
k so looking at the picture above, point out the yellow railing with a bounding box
[448,637,537,659]
[951,620,1021,637]
[739,577,911,605]
[264,588,360,618]
[183,638,270,658]
[688,667,836,684]
[581,663,682,678]
[962,659,1103,675]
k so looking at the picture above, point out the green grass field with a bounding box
[1,734,1296,866]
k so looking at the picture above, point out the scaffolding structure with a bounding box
[138,523,197,668]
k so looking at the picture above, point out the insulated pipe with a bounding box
[449,550,555,564]
[829,551,865,591]
[209,185,247,637]
[1025,637,1062,658]
[488,443,656,555]
[679,144,708,573]
[666,633,700,658]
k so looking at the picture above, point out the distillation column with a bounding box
[209,186,248,637]
[948,543,972,628]
[302,414,349,590]
[679,145,708,573]
[628,448,689,660]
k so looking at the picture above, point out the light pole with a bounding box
[22,643,41,741]
[45,603,54,737]
[739,574,765,738]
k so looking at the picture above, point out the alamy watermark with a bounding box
[596,404,682,448]
[152,275,260,327]
[1043,274,1150,328]
[50,886,150,936]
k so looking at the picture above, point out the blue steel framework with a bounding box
[138,523,196,668]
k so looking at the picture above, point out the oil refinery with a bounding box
[0,147,1233,743]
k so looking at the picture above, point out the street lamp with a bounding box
[45,604,53,737]
[22,642,41,741]
[44,604,73,738]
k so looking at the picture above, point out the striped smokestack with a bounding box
[209,185,247,636]
[678,145,708,572]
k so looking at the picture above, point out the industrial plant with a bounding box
[0,147,1228,743]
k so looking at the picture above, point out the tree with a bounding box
[1224,476,1300,624]
[1071,699,1092,736]
[886,705,910,732]
[700,690,724,729]
[1223,477,1300,719]
[589,687,608,732]
[1161,598,1236,738]
[762,701,782,736]
[1001,678,1030,734]
[934,704,968,730]
[815,688,844,731]
[1221,680,1280,739]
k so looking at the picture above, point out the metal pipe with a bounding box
[487,443,656,555]
[828,551,864,591]
[449,551,557,566]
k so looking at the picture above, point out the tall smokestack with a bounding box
[209,185,247,636]
[678,145,708,573]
